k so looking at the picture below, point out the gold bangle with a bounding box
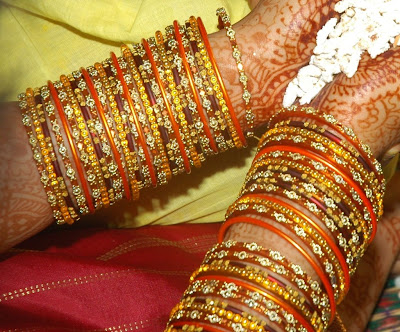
[216,8,255,138]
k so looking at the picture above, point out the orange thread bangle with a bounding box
[80,67,132,200]
[173,20,218,154]
[142,38,191,174]
[218,215,336,322]
[110,52,158,188]
[48,80,95,213]
[243,192,350,297]
[196,17,247,147]
[255,145,377,243]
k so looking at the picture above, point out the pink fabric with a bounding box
[0,223,221,331]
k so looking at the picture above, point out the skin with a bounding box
[0,0,399,330]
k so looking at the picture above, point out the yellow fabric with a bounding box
[0,0,254,227]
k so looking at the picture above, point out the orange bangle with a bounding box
[196,17,247,148]
[173,20,218,154]
[243,192,350,297]
[255,145,377,243]
[110,51,158,188]
[80,67,132,200]
[218,215,336,323]
[48,80,95,214]
[142,38,191,174]
[269,108,384,187]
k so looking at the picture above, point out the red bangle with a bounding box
[142,38,191,174]
[242,192,350,297]
[80,67,132,200]
[173,20,218,154]
[48,80,95,214]
[196,17,247,148]
[218,215,336,323]
[110,51,158,188]
[255,145,377,243]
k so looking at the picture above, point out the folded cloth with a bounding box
[0,223,220,331]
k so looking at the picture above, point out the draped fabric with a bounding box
[0,223,220,331]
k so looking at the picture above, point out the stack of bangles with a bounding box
[17,8,254,225]
[166,106,385,332]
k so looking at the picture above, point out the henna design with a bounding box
[0,103,53,251]
[311,48,400,156]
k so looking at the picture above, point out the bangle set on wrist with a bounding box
[18,8,255,225]
[168,106,385,332]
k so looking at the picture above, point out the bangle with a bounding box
[39,85,84,215]
[259,124,381,217]
[70,71,114,206]
[48,80,94,214]
[196,17,246,149]
[60,75,109,210]
[114,50,171,186]
[129,42,184,176]
[216,8,255,138]
[20,89,77,224]
[154,31,201,169]
[173,20,218,155]
[203,243,329,314]
[240,173,361,274]
[191,262,318,326]
[109,52,159,190]
[255,145,377,243]
[81,66,129,200]
[186,19,230,153]
[219,215,336,323]
[269,107,385,191]
[142,37,192,173]
[224,193,349,304]
[164,24,206,162]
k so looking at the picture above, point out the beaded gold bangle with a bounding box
[173,20,218,155]
[259,125,381,217]
[39,85,85,215]
[129,42,183,176]
[143,37,192,173]
[202,244,329,313]
[255,144,377,243]
[60,74,109,210]
[245,154,369,246]
[48,80,94,214]
[109,53,159,192]
[269,107,385,191]
[154,31,201,169]
[114,51,171,186]
[240,173,361,273]
[216,8,255,138]
[225,193,349,305]
[191,261,319,326]
[19,90,75,224]
[35,87,79,221]
[184,279,303,331]
[219,215,337,325]
[188,17,237,151]
[164,24,206,162]
[72,70,117,205]
[196,17,246,148]
[186,18,232,152]
[81,66,128,201]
